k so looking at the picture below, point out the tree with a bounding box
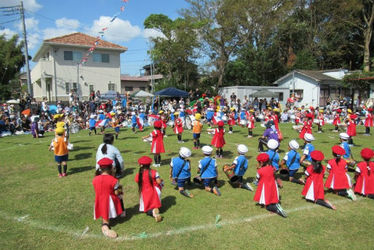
[0,34,25,100]
[144,14,200,89]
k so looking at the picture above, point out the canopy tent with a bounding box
[133,90,154,98]
[249,89,278,98]
[6,99,20,104]
[154,87,189,97]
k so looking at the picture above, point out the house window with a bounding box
[64,51,82,61]
[125,86,133,91]
[72,82,78,92]
[65,82,70,94]
[139,87,146,91]
[89,85,94,93]
[93,53,110,63]
[278,92,284,101]
[64,51,73,60]
[108,82,116,91]
[291,89,304,101]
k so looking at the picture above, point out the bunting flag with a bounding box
[80,0,130,65]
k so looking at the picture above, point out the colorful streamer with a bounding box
[80,0,130,65]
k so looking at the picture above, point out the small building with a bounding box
[120,74,163,94]
[219,86,290,105]
[273,69,351,107]
[31,32,127,101]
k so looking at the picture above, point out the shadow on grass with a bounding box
[71,140,90,143]
[68,165,95,175]
[160,195,177,213]
[121,150,131,154]
[222,150,233,158]
[73,146,95,150]
[123,167,135,176]
[73,152,93,160]
[133,151,146,154]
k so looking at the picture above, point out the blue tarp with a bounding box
[154,87,189,97]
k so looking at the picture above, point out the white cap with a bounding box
[179,147,191,158]
[267,139,279,150]
[98,110,103,113]
[90,115,95,119]
[237,144,248,154]
[202,146,213,155]
[304,133,315,142]
[289,140,299,150]
[131,112,135,115]
[339,132,349,140]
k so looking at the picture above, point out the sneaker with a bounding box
[58,174,63,178]
[275,203,287,218]
[180,190,194,198]
[152,164,157,167]
[101,224,117,238]
[213,186,221,196]
[247,135,253,138]
[347,189,357,201]
[242,182,254,191]
[228,131,233,134]
[62,173,67,177]
[325,200,336,210]
[252,180,258,186]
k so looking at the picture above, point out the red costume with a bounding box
[246,112,255,129]
[365,112,373,127]
[211,128,225,148]
[253,165,279,205]
[346,114,357,137]
[354,161,374,195]
[325,159,352,190]
[150,129,165,154]
[174,118,183,134]
[135,169,162,212]
[302,165,326,201]
[92,175,123,220]
[228,112,236,126]
[317,113,325,126]
[299,119,312,139]
[333,113,341,126]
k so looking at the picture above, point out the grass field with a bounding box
[0,123,374,250]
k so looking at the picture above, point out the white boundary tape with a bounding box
[0,198,361,241]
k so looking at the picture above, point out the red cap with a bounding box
[350,114,357,119]
[361,148,373,160]
[138,156,153,165]
[306,113,313,119]
[256,153,270,163]
[311,150,324,161]
[154,120,162,128]
[332,145,345,156]
[368,108,373,112]
[97,157,114,168]
[218,121,224,127]
[337,109,342,113]
[310,106,314,110]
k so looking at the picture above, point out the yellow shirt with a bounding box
[56,121,65,128]
[192,120,203,133]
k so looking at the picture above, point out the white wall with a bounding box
[31,45,122,101]
[278,73,320,107]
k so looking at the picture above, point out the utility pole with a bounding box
[20,1,33,97]
[77,63,80,99]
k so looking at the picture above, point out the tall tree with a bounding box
[0,34,25,100]
[144,14,200,89]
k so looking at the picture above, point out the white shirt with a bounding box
[96,143,124,170]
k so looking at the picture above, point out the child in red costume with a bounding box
[354,148,374,199]
[253,153,287,217]
[173,112,184,143]
[143,120,165,167]
[92,158,125,238]
[301,150,335,209]
[208,121,226,158]
[325,145,356,200]
[135,156,163,222]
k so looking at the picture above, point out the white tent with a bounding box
[134,90,154,98]
[6,99,20,104]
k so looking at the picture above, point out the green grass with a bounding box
[0,123,373,250]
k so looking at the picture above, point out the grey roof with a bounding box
[273,69,343,85]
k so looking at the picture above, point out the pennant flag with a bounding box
[102,27,108,31]
[120,6,125,12]
[122,0,129,2]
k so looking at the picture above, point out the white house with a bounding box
[273,69,353,107]
[31,32,127,101]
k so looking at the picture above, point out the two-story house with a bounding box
[31,32,127,101]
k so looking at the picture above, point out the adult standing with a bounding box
[96,133,124,178]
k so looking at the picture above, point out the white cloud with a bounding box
[0,28,17,39]
[27,32,40,49]
[16,17,39,32]
[0,0,42,12]
[56,18,79,29]
[143,28,166,40]
[87,16,141,42]
[42,18,80,39]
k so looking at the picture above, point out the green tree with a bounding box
[0,34,25,100]
[144,14,200,89]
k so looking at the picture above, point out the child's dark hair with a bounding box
[333,153,341,164]
[101,133,114,154]
[137,164,153,194]
[95,167,113,176]
[312,159,323,173]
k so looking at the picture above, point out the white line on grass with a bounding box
[0,198,360,241]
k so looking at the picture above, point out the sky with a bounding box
[0,0,189,76]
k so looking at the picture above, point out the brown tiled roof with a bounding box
[44,32,127,51]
